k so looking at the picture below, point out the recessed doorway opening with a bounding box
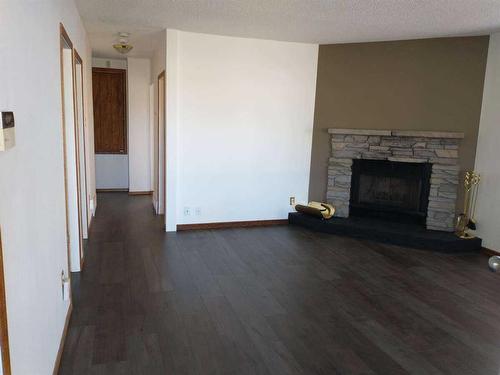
[60,24,84,273]
[74,50,90,261]
[156,71,166,225]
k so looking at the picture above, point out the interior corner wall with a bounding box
[165,29,179,230]
[309,37,490,209]
[0,0,94,373]
[127,57,152,193]
[166,31,318,229]
[92,58,129,190]
[474,32,500,251]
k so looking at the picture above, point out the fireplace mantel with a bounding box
[327,128,463,232]
[328,128,464,139]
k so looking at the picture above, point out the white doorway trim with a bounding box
[157,71,166,221]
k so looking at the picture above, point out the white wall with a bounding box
[92,57,127,70]
[151,30,167,212]
[165,30,179,228]
[127,58,152,192]
[95,154,129,189]
[92,57,129,190]
[165,30,318,230]
[474,32,500,251]
[0,0,94,373]
[84,52,97,219]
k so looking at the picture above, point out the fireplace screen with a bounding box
[350,159,432,224]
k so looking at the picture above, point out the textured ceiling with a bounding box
[76,0,500,58]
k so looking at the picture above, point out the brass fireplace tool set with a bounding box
[453,171,500,273]
[455,171,481,239]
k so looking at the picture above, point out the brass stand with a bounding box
[455,171,480,239]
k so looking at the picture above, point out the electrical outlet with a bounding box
[195,207,202,216]
[184,207,191,216]
[290,196,296,206]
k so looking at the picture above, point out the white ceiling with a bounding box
[76,0,500,59]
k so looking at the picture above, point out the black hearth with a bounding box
[350,159,432,225]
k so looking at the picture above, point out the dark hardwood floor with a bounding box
[59,193,500,375]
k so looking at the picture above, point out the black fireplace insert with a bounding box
[350,159,432,225]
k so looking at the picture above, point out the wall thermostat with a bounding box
[0,111,15,151]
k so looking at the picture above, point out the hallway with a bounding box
[59,193,500,375]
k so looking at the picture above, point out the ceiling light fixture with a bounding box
[113,32,133,54]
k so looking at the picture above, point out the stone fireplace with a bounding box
[327,129,464,232]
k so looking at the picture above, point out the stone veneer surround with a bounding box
[327,129,464,232]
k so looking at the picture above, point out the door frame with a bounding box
[59,23,74,275]
[157,71,166,222]
[60,23,83,272]
[149,83,155,210]
[73,49,89,260]
[0,230,11,375]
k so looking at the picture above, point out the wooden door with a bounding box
[92,68,127,154]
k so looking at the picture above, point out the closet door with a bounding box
[92,68,127,154]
